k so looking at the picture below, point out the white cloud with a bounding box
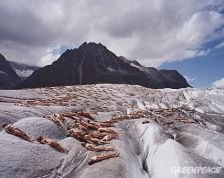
[184,76,198,82]
[177,11,224,45]
[212,78,224,89]
[215,42,224,49]
[39,50,60,67]
[0,0,224,66]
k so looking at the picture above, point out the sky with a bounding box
[0,0,224,88]
[159,42,224,88]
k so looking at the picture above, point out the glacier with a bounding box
[0,84,224,178]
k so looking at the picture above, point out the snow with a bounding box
[130,63,140,68]
[107,67,116,72]
[15,69,34,78]
[0,70,6,75]
[174,124,224,167]
[212,78,224,89]
[0,84,224,177]
[137,100,146,110]
[152,139,183,178]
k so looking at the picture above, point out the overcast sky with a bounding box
[0,0,224,67]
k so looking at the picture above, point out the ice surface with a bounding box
[0,84,224,177]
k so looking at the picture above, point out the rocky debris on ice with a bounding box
[0,84,224,178]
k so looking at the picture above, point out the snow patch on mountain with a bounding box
[15,69,34,78]
[9,61,39,79]
[0,70,6,75]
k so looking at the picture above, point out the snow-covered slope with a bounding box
[9,61,39,79]
[14,69,34,78]
[0,84,224,178]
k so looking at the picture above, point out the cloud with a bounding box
[184,76,198,82]
[212,77,224,88]
[39,51,60,67]
[0,0,224,66]
[215,41,224,48]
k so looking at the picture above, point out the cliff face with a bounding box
[17,42,190,89]
[0,53,21,89]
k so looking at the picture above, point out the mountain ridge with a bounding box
[17,42,190,89]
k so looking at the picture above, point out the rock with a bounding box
[16,42,190,89]
[0,53,21,89]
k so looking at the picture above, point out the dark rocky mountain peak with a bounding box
[16,42,190,89]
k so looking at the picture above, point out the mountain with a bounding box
[0,53,21,89]
[120,56,190,88]
[17,42,190,89]
[119,56,142,67]
[9,61,39,80]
